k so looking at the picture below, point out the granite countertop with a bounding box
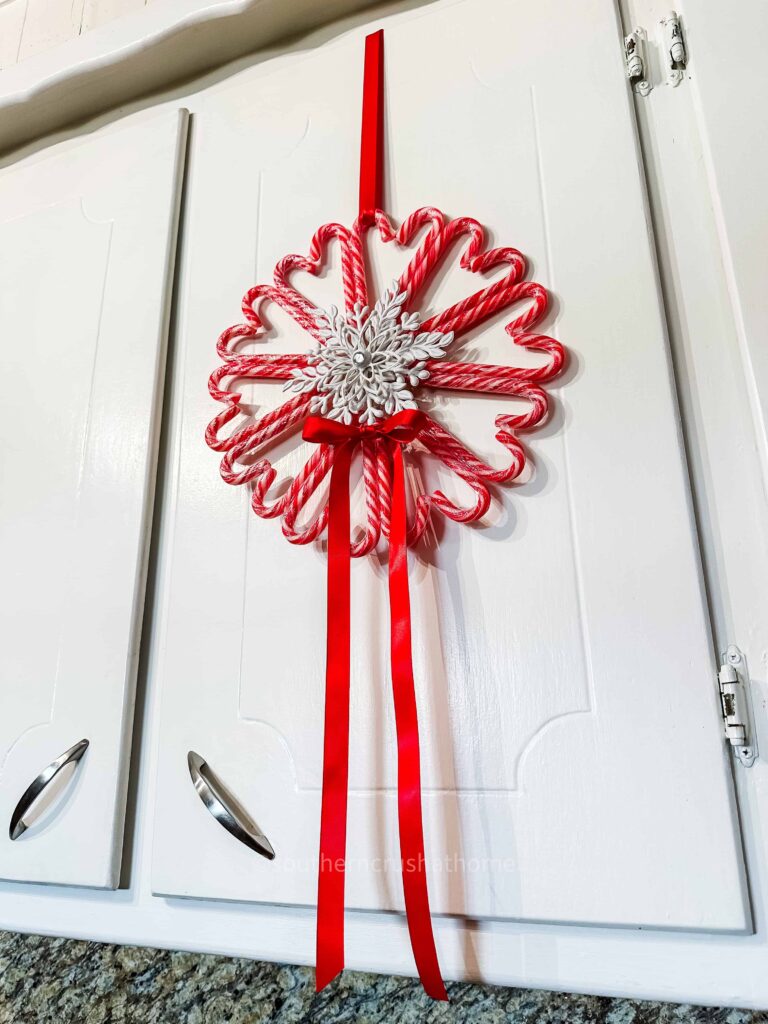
[0,931,763,1023]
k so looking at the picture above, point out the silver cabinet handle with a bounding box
[187,751,275,860]
[9,738,89,841]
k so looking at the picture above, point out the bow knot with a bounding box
[303,409,427,447]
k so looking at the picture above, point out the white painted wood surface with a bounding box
[682,0,768,478]
[0,109,187,888]
[0,0,148,70]
[0,0,766,1008]
[0,0,381,155]
[0,0,27,71]
[150,0,748,933]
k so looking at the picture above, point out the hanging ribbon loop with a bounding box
[359,28,385,218]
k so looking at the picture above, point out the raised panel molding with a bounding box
[0,199,113,782]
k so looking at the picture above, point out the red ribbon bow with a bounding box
[303,409,447,1001]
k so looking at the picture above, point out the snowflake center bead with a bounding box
[284,282,454,426]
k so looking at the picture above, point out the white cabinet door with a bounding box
[151,0,749,932]
[683,0,768,459]
[0,109,187,888]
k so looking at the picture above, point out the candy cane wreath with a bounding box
[207,207,564,545]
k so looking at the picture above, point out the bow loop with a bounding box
[303,409,427,447]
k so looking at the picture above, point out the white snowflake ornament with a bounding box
[284,283,453,425]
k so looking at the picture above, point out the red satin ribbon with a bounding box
[359,28,384,217]
[303,411,447,1000]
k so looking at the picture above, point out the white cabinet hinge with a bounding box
[660,12,688,86]
[718,645,757,767]
[625,12,689,95]
[624,28,652,96]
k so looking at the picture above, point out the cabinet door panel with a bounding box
[0,109,187,888]
[152,0,749,932]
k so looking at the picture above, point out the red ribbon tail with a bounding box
[389,442,448,1001]
[315,442,353,992]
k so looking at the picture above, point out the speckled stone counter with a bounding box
[0,931,763,1023]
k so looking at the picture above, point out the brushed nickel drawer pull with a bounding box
[9,738,89,841]
[187,751,275,860]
